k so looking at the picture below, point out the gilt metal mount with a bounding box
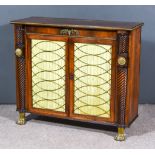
[117,56,126,66]
[16,112,26,125]
[60,29,79,36]
[115,127,126,141]
[15,48,23,57]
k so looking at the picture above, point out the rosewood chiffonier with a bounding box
[11,17,143,141]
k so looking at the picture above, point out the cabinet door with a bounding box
[69,37,117,123]
[26,34,69,117]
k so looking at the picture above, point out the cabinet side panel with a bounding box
[132,28,141,123]
[126,28,142,126]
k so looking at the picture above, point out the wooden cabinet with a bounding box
[11,17,143,141]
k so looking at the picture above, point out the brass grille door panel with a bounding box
[26,34,115,120]
[72,40,115,120]
[31,39,66,112]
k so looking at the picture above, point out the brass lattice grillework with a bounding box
[31,40,66,112]
[74,43,112,118]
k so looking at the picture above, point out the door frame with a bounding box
[25,33,69,118]
[68,36,117,123]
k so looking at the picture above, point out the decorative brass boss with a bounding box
[15,48,23,57]
[117,56,126,66]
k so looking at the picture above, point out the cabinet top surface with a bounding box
[11,17,143,31]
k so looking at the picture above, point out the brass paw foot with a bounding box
[16,112,26,125]
[114,127,126,141]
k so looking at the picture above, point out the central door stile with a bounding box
[68,37,75,117]
[65,37,70,117]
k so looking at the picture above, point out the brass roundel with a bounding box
[15,48,22,57]
[118,56,126,66]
